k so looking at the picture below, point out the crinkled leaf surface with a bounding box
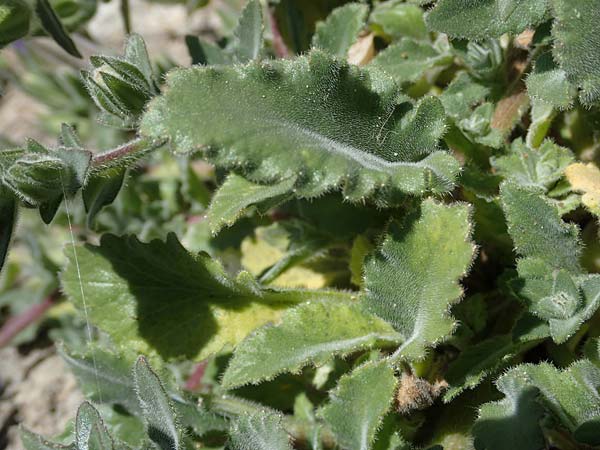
[228,411,292,450]
[312,3,368,58]
[362,199,475,360]
[319,360,397,450]
[526,52,575,110]
[221,300,402,389]
[491,139,573,190]
[476,360,600,447]
[552,0,600,107]
[426,0,549,40]
[141,51,459,203]
[61,233,347,361]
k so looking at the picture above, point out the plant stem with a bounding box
[121,0,132,34]
[0,289,61,348]
[90,137,167,171]
[185,360,208,391]
[208,394,336,448]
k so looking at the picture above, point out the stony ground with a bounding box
[0,1,222,447]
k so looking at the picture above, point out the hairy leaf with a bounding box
[362,199,475,360]
[475,360,600,447]
[312,3,368,58]
[75,402,115,450]
[232,0,263,63]
[35,0,81,57]
[500,183,581,273]
[426,0,548,40]
[208,174,295,234]
[228,411,293,450]
[20,428,73,450]
[551,0,600,107]
[526,52,575,110]
[61,233,349,361]
[141,51,460,204]
[319,360,397,450]
[133,356,182,450]
[491,139,573,190]
[221,300,402,389]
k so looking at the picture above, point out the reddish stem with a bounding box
[0,290,60,348]
[269,8,290,59]
[185,360,208,391]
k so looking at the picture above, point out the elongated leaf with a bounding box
[312,3,368,58]
[319,360,397,450]
[76,402,115,450]
[371,38,453,85]
[208,174,295,234]
[362,199,475,360]
[233,0,263,63]
[552,0,600,107]
[475,360,600,447]
[221,300,402,389]
[491,139,573,190]
[60,344,140,414]
[61,233,349,361]
[425,0,548,40]
[141,51,459,204]
[35,0,81,58]
[134,357,182,450]
[228,411,293,450]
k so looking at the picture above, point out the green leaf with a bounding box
[425,0,548,40]
[311,3,368,58]
[75,402,115,450]
[20,429,73,450]
[525,52,576,110]
[440,72,489,121]
[362,199,475,360]
[491,139,573,190]
[208,174,295,234]
[475,360,600,447]
[551,0,600,107]
[221,300,402,389]
[61,233,349,361]
[0,189,16,274]
[526,100,556,148]
[500,183,581,274]
[232,0,263,63]
[371,38,453,85]
[369,2,427,41]
[319,360,397,450]
[82,170,126,227]
[473,369,546,450]
[185,35,232,65]
[0,0,31,47]
[133,356,182,450]
[228,411,293,450]
[60,344,141,414]
[141,51,460,204]
[35,0,81,58]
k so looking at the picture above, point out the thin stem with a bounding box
[121,0,132,34]
[0,289,61,348]
[269,8,290,59]
[90,137,167,171]
[208,395,336,448]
